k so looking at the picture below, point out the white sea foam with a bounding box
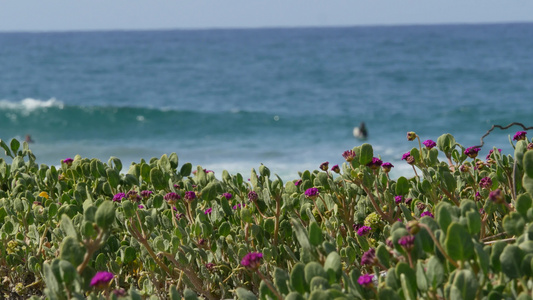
[0,98,64,112]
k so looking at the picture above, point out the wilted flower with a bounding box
[58,174,66,181]
[90,271,113,288]
[342,150,356,162]
[464,146,481,159]
[381,162,394,173]
[404,197,413,205]
[357,226,372,236]
[241,252,263,270]
[366,157,383,170]
[126,190,141,202]
[394,195,403,204]
[489,189,504,203]
[204,208,212,215]
[416,202,426,211]
[398,235,415,251]
[476,160,486,170]
[205,263,216,270]
[175,213,185,220]
[222,193,233,200]
[140,190,153,199]
[173,184,181,189]
[320,162,329,171]
[39,191,49,200]
[479,177,492,189]
[184,191,196,202]
[423,139,436,149]
[357,274,374,288]
[294,179,303,186]
[402,152,415,165]
[361,248,376,266]
[513,131,527,141]
[164,192,181,204]
[528,143,533,150]
[248,191,258,202]
[112,289,127,297]
[62,158,73,166]
[304,187,319,199]
[331,164,340,173]
[486,148,502,160]
[113,193,126,203]
[407,131,417,141]
[459,164,470,172]
[232,203,245,210]
[475,191,482,201]
[420,211,433,219]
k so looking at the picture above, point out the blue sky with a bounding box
[1,0,533,32]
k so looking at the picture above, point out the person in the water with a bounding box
[353,122,368,139]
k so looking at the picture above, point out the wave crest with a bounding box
[0,98,64,112]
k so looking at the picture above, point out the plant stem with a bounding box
[418,223,459,269]
[255,270,283,300]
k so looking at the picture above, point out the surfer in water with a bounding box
[353,122,368,139]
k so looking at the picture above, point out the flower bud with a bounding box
[407,132,417,141]
[407,220,420,235]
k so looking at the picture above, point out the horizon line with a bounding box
[1,20,532,34]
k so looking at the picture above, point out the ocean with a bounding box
[1,23,532,180]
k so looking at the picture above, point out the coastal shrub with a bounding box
[0,128,532,299]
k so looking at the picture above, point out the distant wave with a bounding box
[0,98,64,111]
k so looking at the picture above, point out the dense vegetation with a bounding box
[1,129,533,299]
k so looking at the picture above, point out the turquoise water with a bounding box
[1,24,532,180]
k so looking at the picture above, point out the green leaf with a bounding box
[359,143,373,165]
[150,168,166,191]
[95,200,115,230]
[437,133,455,157]
[515,140,528,168]
[183,288,199,300]
[323,252,342,282]
[445,222,474,262]
[290,263,308,293]
[291,218,311,251]
[122,200,135,218]
[0,139,13,158]
[376,244,390,268]
[500,245,524,279]
[396,262,416,300]
[60,236,84,267]
[426,256,444,289]
[308,290,330,300]
[122,246,137,264]
[524,175,533,198]
[235,287,257,300]
[449,269,479,300]
[273,267,290,296]
[108,156,122,172]
[395,176,410,196]
[10,139,20,154]
[305,262,327,284]
[516,193,533,219]
[524,150,533,178]
[169,153,179,170]
[285,292,305,300]
[378,288,401,300]
[308,221,323,246]
[180,163,192,177]
[436,202,454,233]
[416,260,428,292]
[59,260,77,287]
[503,212,526,236]
[466,210,481,235]
[106,168,120,189]
[60,214,78,239]
[474,242,490,276]
[490,241,506,272]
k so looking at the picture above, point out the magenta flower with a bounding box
[366,157,383,170]
[331,164,340,173]
[398,235,415,251]
[464,146,481,159]
[222,193,233,200]
[126,190,141,202]
[486,149,501,160]
[423,139,436,149]
[112,193,125,202]
[479,177,492,189]
[342,150,356,162]
[184,191,196,202]
[241,252,263,270]
[204,208,212,215]
[304,187,319,198]
[320,162,329,171]
[205,262,216,270]
[421,211,434,218]
[382,162,394,173]
[164,192,181,204]
[489,189,504,203]
[62,158,74,166]
[404,197,413,205]
[248,191,258,202]
[513,131,527,141]
[361,248,376,266]
[90,271,113,288]
[233,203,245,210]
[357,226,372,236]
[294,179,302,186]
[357,274,374,287]
[140,190,153,199]
[138,204,145,209]
[402,152,411,160]
[394,195,403,204]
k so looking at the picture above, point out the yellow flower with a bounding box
[39,191,49,199]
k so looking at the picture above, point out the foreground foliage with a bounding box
[0,130,533,299]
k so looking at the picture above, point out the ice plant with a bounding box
[112,193,125,203]
[366,157,383,170]
[394,195,403,204]
[402,152,415,165]
[164,192,181,204]
[304,187,319,199]
[357,274,374,288]
[423,139,436,149]
[513,131,527,141]
[381,162,394,173]
[407,131,417,141]
[357,226,372,236]
[248,191,258,202]
[331,164,340,173]
[140,190,153,199]
[90,271,113,289]
[319,161,329,171]
[342,150,356,162]
[479,177,492,189]
[464,146,481,159]
[184,191,196,202]
[222,192,232,200]
[241,252,263,270]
